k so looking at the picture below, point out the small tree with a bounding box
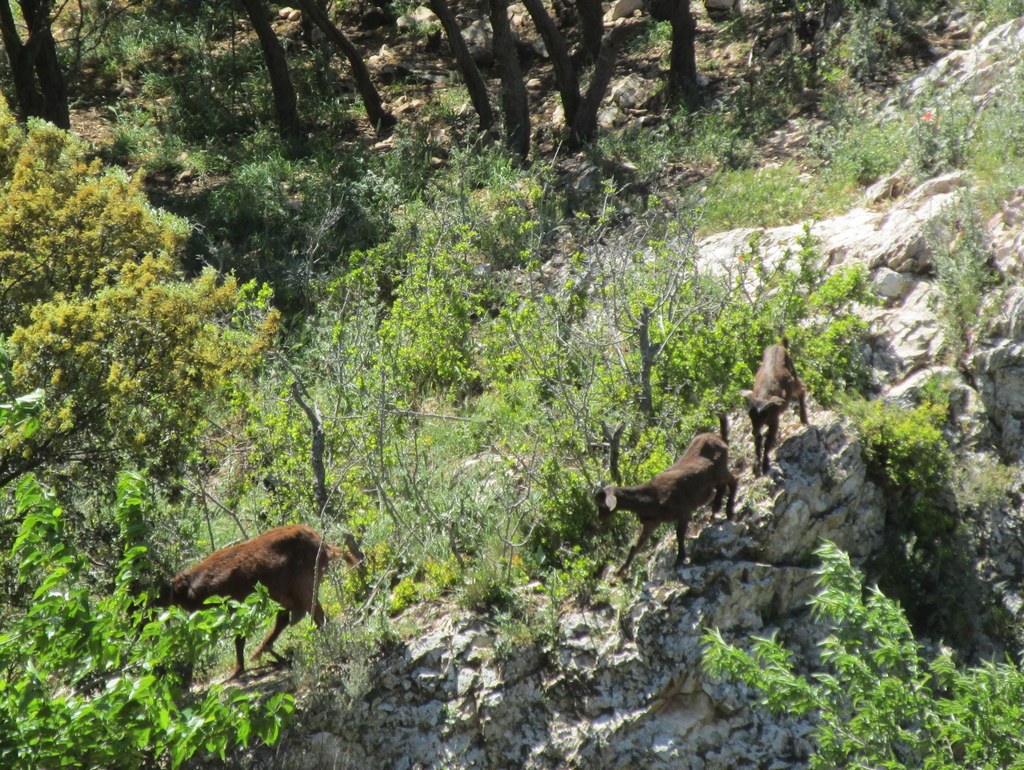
[649,0,701,108]
[0,101,279,489]
[293,0,395,133]
[428,0,495,132]
[488,0,530,158]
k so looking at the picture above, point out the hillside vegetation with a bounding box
[3,0,1024,766]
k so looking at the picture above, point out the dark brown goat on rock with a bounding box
[159,525,356,679]
[740,338,809,476]
[596,416,738,576]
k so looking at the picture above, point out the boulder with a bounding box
[609,0,645,20]
[462,19,494,64]
[705,0,742,19]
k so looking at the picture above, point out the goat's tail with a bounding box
[780,335,790,348]
[741,391,787,417]
[718,413,729,443]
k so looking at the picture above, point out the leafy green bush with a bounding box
[928,193,1001,358]
[843,396,950,502]
[908,92,975,178]
[968,65,1024,202]
[841,387,969,637]
[704,541,1024,770]
[0,103,278,487]
[700,163,830,231]
[833,8,905,85]
[814,113,906,188]
[0,471,293,769]
[379,228,484,395]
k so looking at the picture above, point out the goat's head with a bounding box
[594,485,618,520]
[150,578,174,608]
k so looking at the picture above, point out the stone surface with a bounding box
[609,0,645,19]
[234,416,880,770]
[705,0,742,19]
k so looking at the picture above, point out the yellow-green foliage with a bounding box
[0,121,185,331]
[0,98,278,483]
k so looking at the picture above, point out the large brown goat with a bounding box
[159,525,356,679]
[596,416,738,576]
[740,338,808,476]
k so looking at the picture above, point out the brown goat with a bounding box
[159,525,356,679]
[740,337,809,476]
[596,415,738,576]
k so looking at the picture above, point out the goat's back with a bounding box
[649,456,724,509]
[678,428,729,468]
[754,343,802,399]
[171,525,342,610]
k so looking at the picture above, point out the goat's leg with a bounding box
[751,416,764,476]
[252,608,291,663]
[724,474,738,520]
[797,390,809,425]
[674,517,689,566]
[711,485,724,513]
[618,520,658,576]
[312,600,327,627]
[762,418,779,475]
[228,635,246,679]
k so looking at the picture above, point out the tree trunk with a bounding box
[0,0,70,128]
[668,0,700,109]
[0,3,40,120]
[575,0,603,65]
[290,382,365,567]
[487,0,529,158]
[571,20,637,143]
[293,0,396,133]
[521,0,579,129]
[428,0,494,132]
[238,0,301,141]
[636,306,660,419]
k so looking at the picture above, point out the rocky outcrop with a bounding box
[237,417,881,770]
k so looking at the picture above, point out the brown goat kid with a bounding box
[596,416,738,576]
[740,338,809,476]
[159,525,356,679]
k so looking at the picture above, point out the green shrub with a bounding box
[700,163,848,232]
[843,396,950,498]
[842,391,962,636]
[969,64,1024,202]
[378,229,484,395]
[928,193,1001,359]
[832,9,904,85]
[704,541,1024,770]
[815,115,906,188]
[0,471,293,769]
[908,93,974,178]
[527,462,615,569]
[0,106,278,487]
